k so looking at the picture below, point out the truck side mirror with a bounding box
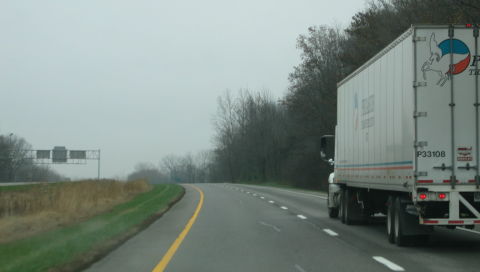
[320,135,335,165]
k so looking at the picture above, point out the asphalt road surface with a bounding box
[85,183,480,272]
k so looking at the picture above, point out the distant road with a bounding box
[85,183,480,272]
[0,181,80,186]
[0,182,44,186]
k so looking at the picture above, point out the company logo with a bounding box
[421,33,471,86]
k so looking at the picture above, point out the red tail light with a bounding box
[419,193,427,200]
[438,193,447,199]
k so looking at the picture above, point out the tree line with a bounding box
[127,151,212,184]
[0,134,66,182]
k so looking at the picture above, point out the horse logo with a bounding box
[421,33,470,86]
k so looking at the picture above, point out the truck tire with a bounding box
[386,196,395,244]
[394,196,408,246]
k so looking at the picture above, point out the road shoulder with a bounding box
[84,185,199,272]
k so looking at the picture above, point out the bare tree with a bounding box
[195,150,212,183]
[0,134,31,182]
[161,154,182,183]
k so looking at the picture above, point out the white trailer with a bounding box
[321,25,480,246]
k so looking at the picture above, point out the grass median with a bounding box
[0,183,184,272]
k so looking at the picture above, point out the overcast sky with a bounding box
[0,0,366,179]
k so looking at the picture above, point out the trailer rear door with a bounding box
[415,26,479,187]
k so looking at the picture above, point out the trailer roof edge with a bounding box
[337,26,414,88]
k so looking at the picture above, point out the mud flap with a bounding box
[399,200,433,236]
[344,188,368,224]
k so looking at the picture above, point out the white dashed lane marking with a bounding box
[259,221,281,232]
[323,229,338,236]
[231,183,419,272]
[372,256,405,271]
[261,187,327,200]
[294,264,307,272]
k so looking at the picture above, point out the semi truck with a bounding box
[320,25,480,246]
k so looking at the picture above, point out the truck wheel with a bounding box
[386,196,395,244]
[394,196,408,246]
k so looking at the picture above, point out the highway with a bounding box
[85,183,480,272]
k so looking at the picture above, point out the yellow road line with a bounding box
[151,184,204,272]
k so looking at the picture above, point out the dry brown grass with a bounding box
[0,179,151,243]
